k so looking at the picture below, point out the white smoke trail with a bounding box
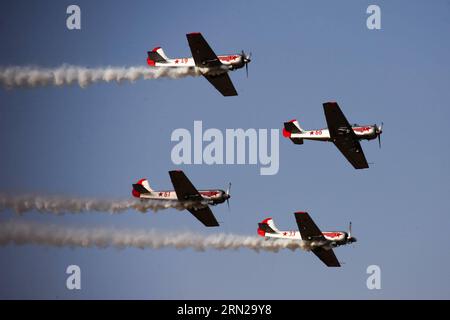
[0,194,204,215]
[0,65,201,89]
[0,220,322,252]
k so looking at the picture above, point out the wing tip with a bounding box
[204,221,220,227]
[323,101,339,109]
[328,264,341,268]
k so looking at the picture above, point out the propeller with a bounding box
[376,122,383,148]
[241,50,252,78]
[348,221,357,244]
[225,182,232,210]
[349,221,352,238]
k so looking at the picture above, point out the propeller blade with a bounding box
[241,50,250,78]
[226,182,231,211]
[349,221,352,237]
[375,122,382,149]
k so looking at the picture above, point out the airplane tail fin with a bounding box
[257,218,280,237]
[147,47,169,66]
[282,119,304,145]
[132,178,154,198]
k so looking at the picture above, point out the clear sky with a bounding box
[1,0,450,299]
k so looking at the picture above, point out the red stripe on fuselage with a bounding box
[199,191,220,197]
[218,55,239,62]
[322,232,343,238]
[353,126,371,133]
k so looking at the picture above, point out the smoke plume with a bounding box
[0,193,203,215]
[0,220,322,252]
[0,65,201,89]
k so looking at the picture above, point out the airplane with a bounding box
[257,212,357,267]
[132,170,231,227]
[283,101,383,169]
[146,32,251,96]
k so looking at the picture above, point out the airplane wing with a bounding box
[323,102,369,169]
[311,248,341,267]
[204,74,238,96]
[186,33,238,96]
[169,170,203,202]
[333,137,369,169]
[187,206,219,227]
[294,212,340,267]
[168,170,219,227]
[294,212,326,241]
[186,33,222,67]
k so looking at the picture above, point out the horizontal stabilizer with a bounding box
[290,137,304,145]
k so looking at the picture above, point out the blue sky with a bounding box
[1,0,450,299]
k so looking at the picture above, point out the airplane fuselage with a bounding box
[149,54,246,75]
[257,214,356,266]
[139,189,229,206]
[259,229,354,248]
[288,125,379,142]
